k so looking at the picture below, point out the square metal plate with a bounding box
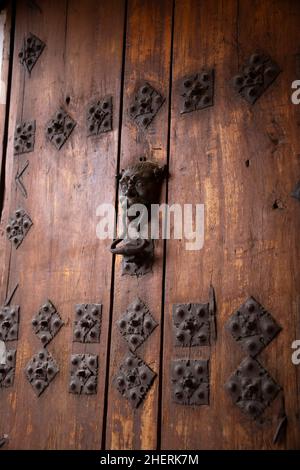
[69,354,98,395]
[73,304,102,343]
[171,359,209,406]
[180,70,214,113]
[173,303,210,347]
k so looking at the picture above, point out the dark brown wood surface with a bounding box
[161,0,300,450]
[0,0,299,450]
[0,2,12,311]
[0,0,125,449]
[105,0,172,450]
[0,3,11,189]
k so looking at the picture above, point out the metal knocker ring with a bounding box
[110,238,149,256]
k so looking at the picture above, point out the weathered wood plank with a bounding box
[1,0,299,451]
[0,2,14,306]
[105,0,173,450]
[0,0,125,449]
[0,2,12,190]
[161,0,300,450]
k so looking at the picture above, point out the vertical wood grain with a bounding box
[0,0,125,449]
[0,0,299,451]
[0,2,12,191]
[161,0,300,450]
[0,1,14,307]
[105,0,173,450]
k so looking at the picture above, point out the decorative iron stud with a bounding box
[171,359,209,406]
[180,70,214,113]
[117,298,157,351]
[0,349,16,388]
[114,352,156,408]
[6,208,33,249]
[232,52,281,104]
[46,108,76,150]
[172,303,210,347]
[73,304,102,343]
[87,96,113,136]
[14,121,35,155]
[18,33,45,73]
[69,354,98,395]
[31,300,63,346]
[225,356,280,419]
[129,82,165,130]
[0,305,20,341]
[225,296,281,357]
[25,349,59,397]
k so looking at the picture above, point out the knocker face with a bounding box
[111,160,167,276]
[119,160,166,210]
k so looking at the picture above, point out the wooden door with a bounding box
[0,0,299,450]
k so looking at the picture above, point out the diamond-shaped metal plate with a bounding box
[232,52,281,104]
[171,359,209,406]
[173,303,210,347]
[226,296,281,357]
[0,305,20,341]
[291,181,300,201]
[73,304,102,343]
[180,70,214,113]
[46,108,76,149]
[31,299,63,346]
[225,357,281,419]
[87,96,113,136]
[6,208,33,249]
[117,298,157,351]
[114,352,156,408]
[0,349,16,388]
[14,120,35,155]
[129,82,165,130]
[69,354,98,395]
[18,33,45,73]
[25,349,59,396]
